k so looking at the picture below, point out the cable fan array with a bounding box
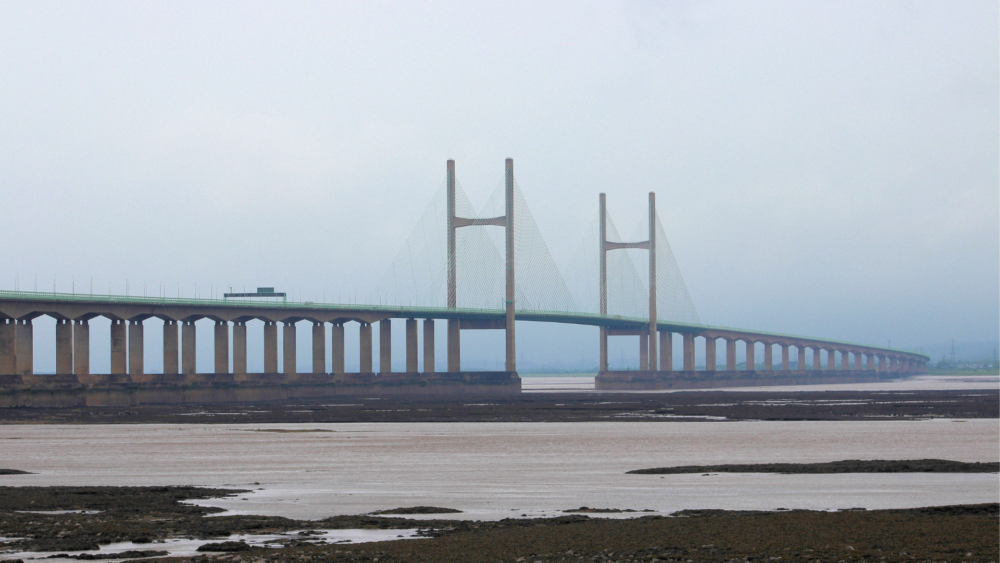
[375,175,699,325]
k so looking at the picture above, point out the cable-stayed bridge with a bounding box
[0,159,928,405]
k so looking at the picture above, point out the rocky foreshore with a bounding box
[0,486,996,563]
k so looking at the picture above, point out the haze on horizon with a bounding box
[1,1,997,372]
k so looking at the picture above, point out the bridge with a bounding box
[0,159,928,405]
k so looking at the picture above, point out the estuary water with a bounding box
[1,419,996,520]
[520,373,1000,392]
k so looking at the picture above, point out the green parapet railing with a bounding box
[0,290,929,359]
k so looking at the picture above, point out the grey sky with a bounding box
[2,1,997,369]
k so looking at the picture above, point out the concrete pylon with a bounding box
[726,339,736,371]
[763,343,772,371]
[813,347,822,371]
[797,346,806,373]
[745,340,755,372]
[782,345,790,371]
[599,194,608,372]
[504,158,515,373]
[647,192,657,370]
[639,333,648,370]
[683,333,695,371]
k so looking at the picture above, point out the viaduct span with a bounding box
[0,159,929,406]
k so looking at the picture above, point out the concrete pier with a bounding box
[705,337,716,372]
[827,349,836,371]
[764,343,773,371]
[283,322,296,375]
[264,322,277,373]
[163,320,178,374]
[683,333,694,371]
[312,322,325,374]
[406,318,417,373]
[74,319,90,376]
[360,323,372,372]
[782,345,790,371]
[798,347,806,373]
[0,319,14,375]
[233,322,247,375]
[745,340,755,372]
[128,320,143,376]
[659,331,672,372]
[110,320,126,375]
[331,323,345,373]
[56,319,72,374]
[181,321,196,375]
[16,320,32,376]
[380,319,391,372]
[639,333,648,370]
[423,319,435,373]
[726,339,736,371]
[448,319,460,372]
[813,348,822,371]
[214,321,228,375]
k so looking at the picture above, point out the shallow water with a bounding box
[1,419,996,520]
[0,529,423,562]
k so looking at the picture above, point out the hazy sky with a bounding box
[1,1,997,368]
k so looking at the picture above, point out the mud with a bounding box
[627,459,1000,474]
[368,507,463,515]
[0,487,996,563]
[0,389,995,424]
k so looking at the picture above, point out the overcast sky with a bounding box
[1,1,997,368]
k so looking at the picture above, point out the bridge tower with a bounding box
[446,158,516,373]
[599,192,658,371]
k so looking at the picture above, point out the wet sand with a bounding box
[0,388,995,424]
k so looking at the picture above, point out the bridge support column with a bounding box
[705,337,716,372]
[312,322,325,374]
[599,328,608,372]
[128,320,144,376]
[639,333,648,370]
[726,339,736,371]
[683,333,694,371]
[854,352,862,371]
[867,354,875,371]
[797,346,806,373]
[813,348,823,371]
[331,323,345,373]
[764,343,773,371]
[233,322,247,375]
[659,331,672,372]
[406,319,418,373]
[360,323,372,373]
[840,350,850,371]
[56,319,73,374]
[781,344,790,371]
[15,320,32,376]
[447,319,460,372]
[181,321,196,375]
[745,341,755,372]
[110,320,126,375]
[74,320,91,375]
[877,355,886,372]
[264,322,277,373]
[380,319,392,373]
[163,320,177,374]
[827,349,836,371]
[423,320,435,373]
[214,321,229,374]
[0,319,15,375]
[283,322,296,375]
